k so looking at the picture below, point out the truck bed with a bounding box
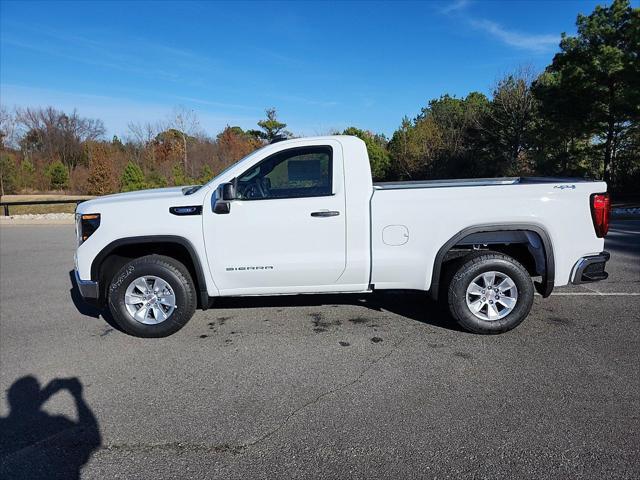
[374,177,596,190]
[370,175,606,291]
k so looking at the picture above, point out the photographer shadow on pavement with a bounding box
[0,376,101,480]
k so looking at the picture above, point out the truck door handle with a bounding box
[311,210,340,217]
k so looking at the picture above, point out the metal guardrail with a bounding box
[0,199,89,216]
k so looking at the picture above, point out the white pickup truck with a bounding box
[74,135,611,337]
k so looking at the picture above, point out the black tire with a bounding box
[107,255,197,338]
[447,251,534,334]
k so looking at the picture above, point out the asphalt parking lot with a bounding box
[1,220,638,479]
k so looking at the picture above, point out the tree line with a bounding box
[0,0,637,196]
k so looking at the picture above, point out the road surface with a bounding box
[1,221,638,479]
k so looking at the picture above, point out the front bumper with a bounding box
[74,269,100,299]
[571,251,610,284]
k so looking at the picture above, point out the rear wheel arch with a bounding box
[429,224,555,300]
[91,236,209,308]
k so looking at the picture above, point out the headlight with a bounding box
[78,213,100,244]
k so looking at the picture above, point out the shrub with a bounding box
[19,159,36,190]
[45,159,69,190]
[145,170,168,189]
[0,154,18,194]
[120,161,146,192]
[171,163,193,186]
[197,164,213,184]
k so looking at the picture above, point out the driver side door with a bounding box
[203,141,347,295]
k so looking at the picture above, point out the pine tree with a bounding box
[197,164,214,184]
[120,161,146,191]
[249,108,291,141]
[171,162,193,186]
[45,159,69,190]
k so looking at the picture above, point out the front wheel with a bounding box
[447,252,534,334]
[108,255,197,338]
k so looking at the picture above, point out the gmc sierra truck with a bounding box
[74,135,611,337]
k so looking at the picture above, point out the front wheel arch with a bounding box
[91,236,209,309]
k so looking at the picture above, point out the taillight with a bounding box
[590,193,610,238]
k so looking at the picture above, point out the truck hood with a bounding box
[77,186,204,212]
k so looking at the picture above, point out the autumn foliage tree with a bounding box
[216,126,262,165]
[86,142,116,195]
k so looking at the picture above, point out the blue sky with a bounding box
[0,0,613,138]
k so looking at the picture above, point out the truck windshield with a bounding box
[204,144,271,188]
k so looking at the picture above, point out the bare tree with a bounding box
[478,67,538,172]
[168,106,201,175]
[15,107,105,169]
[127,120,164,146]
[127,120,165,164]
[0,106,18,150]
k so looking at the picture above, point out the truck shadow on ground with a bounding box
[69,270,461,332]
[0,376,101,480]
[214,290,464,332]
[68,270,122,331]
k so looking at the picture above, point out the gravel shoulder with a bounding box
[0,213,75,225]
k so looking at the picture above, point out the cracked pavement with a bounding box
[1,221,639,479]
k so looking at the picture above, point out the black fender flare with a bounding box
[429,223,555,299]
[91,235,210,309]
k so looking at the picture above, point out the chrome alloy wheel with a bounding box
[124,276,177,324]
[465,271,518,321]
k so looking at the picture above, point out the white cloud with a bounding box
[437,1,559,54]
[440,0,471,15]
[470,19,559,54]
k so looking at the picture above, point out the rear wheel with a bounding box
[447,252,534,334]
[108,255,196,338]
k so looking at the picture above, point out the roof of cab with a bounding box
[268,135,364,146]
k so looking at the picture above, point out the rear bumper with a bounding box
[571,251,610,284]
[75,269,100,299]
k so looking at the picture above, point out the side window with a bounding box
[236,146,332,200]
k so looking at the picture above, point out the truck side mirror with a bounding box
[213,182,235,214]
[221,182,236,201]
